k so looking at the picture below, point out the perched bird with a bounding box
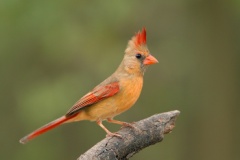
[19,28,158,144]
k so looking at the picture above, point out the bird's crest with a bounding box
[134,28,146,46]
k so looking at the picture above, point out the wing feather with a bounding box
[66,82,119,116]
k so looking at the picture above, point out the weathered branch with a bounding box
[78,110,180,160]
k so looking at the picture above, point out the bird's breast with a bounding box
[115,76,143,114]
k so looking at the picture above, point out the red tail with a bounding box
[19,115,76,144]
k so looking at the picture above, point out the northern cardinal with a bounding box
[19,28,158,144]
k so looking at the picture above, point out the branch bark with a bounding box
[78,110,180,160]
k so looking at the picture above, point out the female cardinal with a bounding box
[19,28,158,144]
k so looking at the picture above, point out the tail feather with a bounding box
[19,115,74,144]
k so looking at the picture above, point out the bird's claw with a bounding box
[106,132,122,138]
[121,122,136,129]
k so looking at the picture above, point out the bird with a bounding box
[19,28,158,144]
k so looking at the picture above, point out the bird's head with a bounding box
[121,28,158,75]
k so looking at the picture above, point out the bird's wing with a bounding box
[65,81,120,116]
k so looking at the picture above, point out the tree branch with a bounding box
[78,110,180,160]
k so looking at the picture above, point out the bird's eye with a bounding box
[135,53,142,59]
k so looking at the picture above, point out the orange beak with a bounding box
[143,54,158,65]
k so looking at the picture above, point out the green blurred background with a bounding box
[1,0,239,160]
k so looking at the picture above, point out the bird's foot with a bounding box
[106,132,122,138]
[121,122,136,129]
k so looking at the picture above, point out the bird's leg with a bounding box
[107,118,135,128]
[96,120,122,138]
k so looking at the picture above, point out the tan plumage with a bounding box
[19,28,158,144]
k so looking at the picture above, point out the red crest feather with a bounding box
[135,28,146,46]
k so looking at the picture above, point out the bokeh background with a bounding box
[1,0,239,160]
